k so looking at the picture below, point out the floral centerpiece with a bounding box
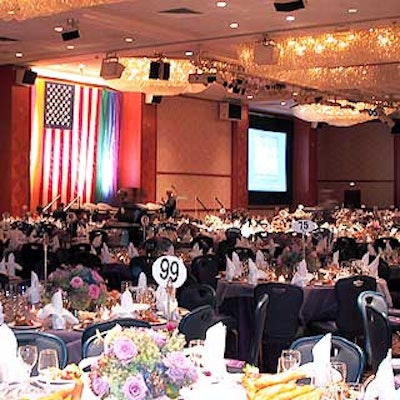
[89,325,198,400]
[45,264,108,310]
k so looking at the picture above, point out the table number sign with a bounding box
[292,219,318,234]
[152,255,187,288]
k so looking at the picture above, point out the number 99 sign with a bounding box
[152,256,187,288]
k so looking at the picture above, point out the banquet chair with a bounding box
[254,282,304,372]
[0,273,9,290]
[332,237,358,261]
[191,235,214,252]
[190,255,219,289]
[129,256,157,286]
[81,318,151,358]
[178,283,217,311]
[15,331,68,373]
[310,275,377,343]
[365,304,392,373]
[290,335,365,383]
[18,242,44,279]
[248,293,269,367]
[178,305,216,343]
[374,237,400,253]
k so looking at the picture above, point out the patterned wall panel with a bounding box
[156,96,232,211]
[157,97,231,175]
[317,122,394,181]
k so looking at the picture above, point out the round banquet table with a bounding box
[216,277,393,361]
[46,328,83,364]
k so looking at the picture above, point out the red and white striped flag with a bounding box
[40,81,100,209]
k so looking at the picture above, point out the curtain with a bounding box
[95,89,121,203]
[30,78,120,210]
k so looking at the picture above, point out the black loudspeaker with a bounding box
[149,61,170,80]
[61,29,80,41]
[391,120,400,134]
[152,95,163,104]
[274,0,305,12]
[344,190,361,209]
[15,68,37,86]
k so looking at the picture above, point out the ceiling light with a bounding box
[286,15,295,21]
[247,95,254,99]
[15,52,23,58]
[66,45,75,50]
[216,1,227,7]
[54,26,63,32]
[78,63,86,69]
[124,37,134,43]
[229,22,239,29]
[280,101,286,106]
[185,51,194,56]
[347,8,358,13]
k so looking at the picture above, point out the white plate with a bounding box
[37,377,75,385]
[8,321,42,330]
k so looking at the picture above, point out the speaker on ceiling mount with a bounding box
[149,60,170,80]
[274,0,305,12]
[15,68,37,86]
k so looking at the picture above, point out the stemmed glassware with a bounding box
[37,349,59,386]
[277,349,301,373]
[18,345,38,387]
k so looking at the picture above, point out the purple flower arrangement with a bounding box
[89,326,198,400]
[45,264,108,310]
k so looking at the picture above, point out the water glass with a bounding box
[279,349,301,372]
[330,361,347,383]
[188,339,205,368]
[18,345,38,380]
[121,281,133,293]
[38,349,59,381]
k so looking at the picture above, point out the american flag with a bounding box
[40,81,100,208]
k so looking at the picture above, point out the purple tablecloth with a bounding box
[46,328,83,364]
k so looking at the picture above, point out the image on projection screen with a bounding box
[248,128,287,192]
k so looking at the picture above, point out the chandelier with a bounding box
[0,0,117,21]
[106,57,207,96]
[237,25,400,105]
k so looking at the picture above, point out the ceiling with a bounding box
[2,0,400,118]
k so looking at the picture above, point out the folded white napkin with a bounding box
[26,271,41,304]
[0,257,6,274]
[291,259,309,288]
[128,242,140,259]
[92,235,103,249]
[255,250,266,269]
[225,256,235,282]
[248,258,268,284]
[138,272,147,290]
[0,302,23,382]
[312,333,332,387]
[90,245,98,255]
[365,351,400,400]
[247,258,259,285]
[37,290,79,329]
[368,243,377,256]
[385,241,393,253]
[119,289,135,313]
[100,243,112,264]
[189,242,203,260]
[154,285,177,317]
[362,253,380,277]
[231,251,242,277]
[332,250,339,267]
[203,322,227,379]
[6,252,23,277]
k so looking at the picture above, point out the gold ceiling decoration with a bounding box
[239,26,400,70]
[0,0,117,21]
[106,57,207,96]
[237,25,400,105]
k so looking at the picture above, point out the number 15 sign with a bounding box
[152,256,187,288]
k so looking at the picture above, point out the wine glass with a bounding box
[38,349,59,384]
[188,339,205,368]
[18,345,38,383]
[279,349,301,372]
[330,360,347,383]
